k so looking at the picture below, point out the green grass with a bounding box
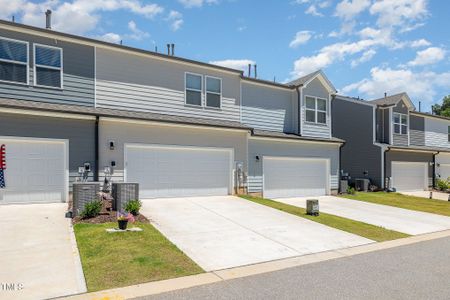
[240,195,409,242]
[342,192,450,217]
[74,222,203,292]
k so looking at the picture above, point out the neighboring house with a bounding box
[333,92,450,192]
[0,19,343,204]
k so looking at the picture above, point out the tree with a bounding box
[432,95,450,117]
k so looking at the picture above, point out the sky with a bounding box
[1,0,449,111]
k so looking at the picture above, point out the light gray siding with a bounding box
[241,82,296,133]
[409,114,425,146]
[392,134,408,146]
[332,97,383,187]
[0,28,95,106]
[96,48,240,122]
[0,112,96,188]
[247,138,340,193]
[424,116,450,149]
[301,78,331,138]
[99,120,248,184]
[386,151,433,186]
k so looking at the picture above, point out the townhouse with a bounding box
[333,93,450,192]
[0,19,343,204]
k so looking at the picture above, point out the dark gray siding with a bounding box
[393,100,409,114]
[0,28,95,106]
[392,100,409,146]
[386,151,432,186]
[410,114,425,146]
[332,97,383,187]
[383,108,391,144]
[376,108,390,144]
[0,112,96,185]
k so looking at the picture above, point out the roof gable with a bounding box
[288,70,336,94]
[369,92,416,111]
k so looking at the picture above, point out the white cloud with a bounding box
[351,49,376,67]
[166,10,183,31]
[407,47,446,66]
[318,1,331,8]
[334,0,370,20]
[289,31,313,48]
[370,0,428,29]
[127,20,149,40]
[342,67,450,104]
[178,0,218,8]
[97,32,122,43]
[410,39,431,48]
[305,5,323,17]
[209,59,255,72]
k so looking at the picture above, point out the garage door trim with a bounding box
[124,143,235,195]
[0,136,69,203]
[391,161,428,191]
[262,156,331,197]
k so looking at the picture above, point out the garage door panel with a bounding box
[126,145,231,198]
[263,157,328,199]
[392,162,427,191]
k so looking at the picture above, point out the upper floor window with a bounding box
[185,73,202,106]
[305,96,327,124]
[393,112,408,135]
[34,44,63,88]
[205,76,221,108]
[0,37,28,84]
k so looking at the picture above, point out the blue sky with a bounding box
[2,0,449,110]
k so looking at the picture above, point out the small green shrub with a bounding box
[347,186,356,195]
[124,199,142,216]
[80,200,102,219]
[436,178,449,191]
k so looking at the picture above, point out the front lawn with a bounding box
[74,222,203,292]
[241,195,409,242]
[341,192,450,217]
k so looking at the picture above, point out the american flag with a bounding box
[0,144,5,188]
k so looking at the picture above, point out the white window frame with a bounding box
[184,72,203,107]
[305,95,327,125]
[33,43,63,89]
[0,36,29,85]
[205,75,222,109]
[393,112,408,135]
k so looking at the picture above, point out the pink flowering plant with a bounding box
[117,212,135,223]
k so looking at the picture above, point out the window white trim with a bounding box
[0,36,29,85]
[393,112,408,135]
[304,95,327,125]
[33,43,63,89]
[205,75,222,109]
[184,72,203,107]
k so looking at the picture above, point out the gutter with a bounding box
[383,146,391,190]
[433,151,439,189]
[94,116,99,182]
[338,140,347,193]
[295,85,303,135]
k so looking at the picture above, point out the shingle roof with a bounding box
[369,92,409,107]
[0,98,252,131]
[252,130,345,143]
[288,70,322,86]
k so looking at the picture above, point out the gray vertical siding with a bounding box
[409,114,425,146]
[383,108,391,144]
[301,78,331,138]
[241,82,295,132]
[386,151,433,186]
[0,28,95,106]
[332,97,383,187]
[96,48,241,122]
[0,112,96,188]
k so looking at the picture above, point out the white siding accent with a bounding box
[425,117,450,149]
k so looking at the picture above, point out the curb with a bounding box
[59,229,450,300]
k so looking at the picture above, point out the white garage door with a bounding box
[263,157,329,198]
[391,161,427,191]
[438,164,450,181]
[125,144,233,198]
[0,138,67,204]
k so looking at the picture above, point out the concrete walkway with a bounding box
[400,190,449,201]
[276,196,450,235]
[0,203,86,300]
[141,196,372,271]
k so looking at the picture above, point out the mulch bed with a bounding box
[73,211,150,224]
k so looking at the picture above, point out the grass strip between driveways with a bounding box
[341,192,450,217]
[240,195,409,242]
[74,222,203,292]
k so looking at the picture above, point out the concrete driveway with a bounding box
[276,196,450,235]
[0,203,86,300]
[400,190,449,201]
[141,196,372,271]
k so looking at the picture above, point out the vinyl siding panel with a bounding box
[248,138,339,193]
[0,28,95,106]
[301,78,331,138]
[0,112,96,191]
[424,117,450,149]
[332,97,383,187]
[241,82,295,132]
[96,48,240,122]
[409,115,425,146]
[393,134,408,146]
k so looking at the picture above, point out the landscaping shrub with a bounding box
[80,200,102,219]
[347,186,356,195]
[124,199,142,216]
[436,178,449,191]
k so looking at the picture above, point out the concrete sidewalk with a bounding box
[0,203,86,300]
